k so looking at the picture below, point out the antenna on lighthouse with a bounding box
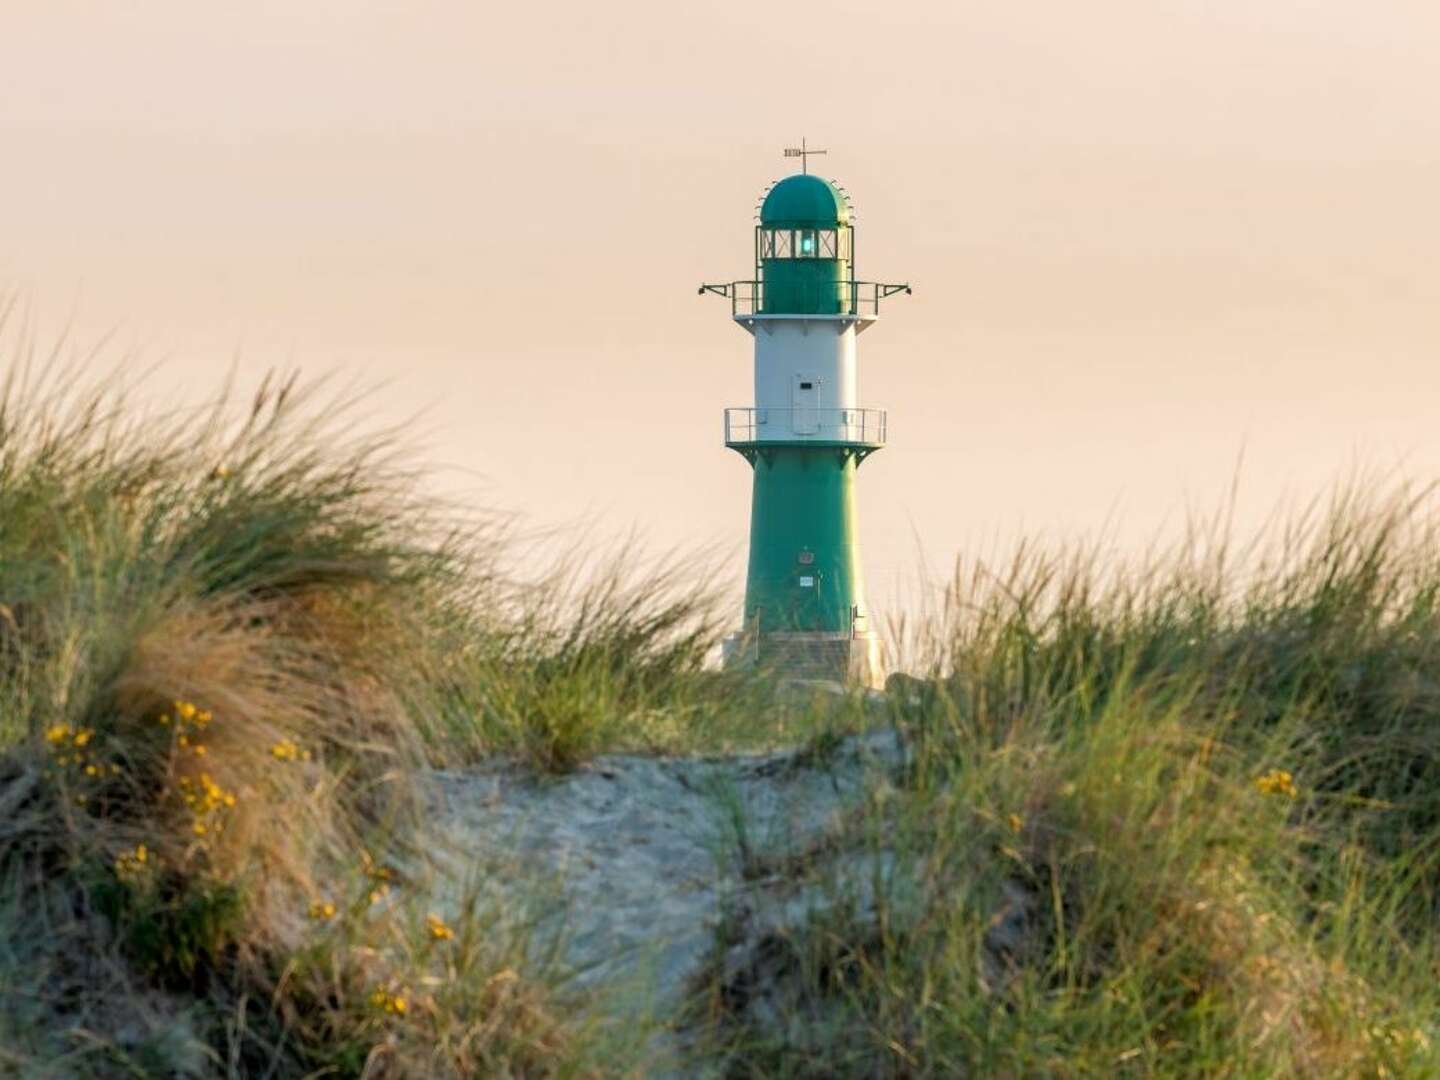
[783,137,827,174]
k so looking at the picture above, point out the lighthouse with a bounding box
[701,148,910,687]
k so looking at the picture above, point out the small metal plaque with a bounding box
[799,576,815,588]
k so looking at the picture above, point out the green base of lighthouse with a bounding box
[742,445,871,632]
[724,442,885,687]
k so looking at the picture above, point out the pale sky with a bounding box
[2,1,1438,621]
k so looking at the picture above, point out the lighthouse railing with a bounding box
[698,280,911,318]
[723,407,887,446]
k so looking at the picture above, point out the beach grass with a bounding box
[691,483,1440,1077]
[2,352,1439,1076]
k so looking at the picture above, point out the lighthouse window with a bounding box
[761,227,843,260]
[799,381,813,390]
[762,229,792,258]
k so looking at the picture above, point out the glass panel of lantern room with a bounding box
[760,228,846,314]
[819,229,837,258]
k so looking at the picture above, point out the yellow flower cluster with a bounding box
[369,988,408,1016]
[160,700,214,758]
[269,739,311,762]
[178,772,237,836]
[1254,769,1299,798]
[45,723,91,748]
[308,899,337,922]
[114,843,151,883]
[44,723,120,798]
[425,914,454,941]
[361,851,394,904]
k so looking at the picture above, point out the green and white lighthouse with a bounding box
[702,148,910,687]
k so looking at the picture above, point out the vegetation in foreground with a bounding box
[2,355,1439,1076]
[694,490,1440,1077]
[0,360,773,1077]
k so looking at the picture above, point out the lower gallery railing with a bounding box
[724,406,886,444]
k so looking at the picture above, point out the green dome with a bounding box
[760,174,851,228]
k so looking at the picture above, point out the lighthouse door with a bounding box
[792,374,820,435]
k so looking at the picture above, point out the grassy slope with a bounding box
[0,364,707,1076]
[1,360,1438,1077]
[695,491,1440,1076]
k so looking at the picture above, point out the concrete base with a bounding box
[722,629,886,690]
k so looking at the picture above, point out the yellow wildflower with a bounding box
[84,764,99,777]
[1255,769,1299,798]
[176,701,197,722]
[308,900,337,921]
[72,729,93,748]
[1007,813,1024,834]
[368,988,408,1016]
[114,843,153,882]
[192,744,207,756]
[425,914,455,941]
[45,724,72,745]
[193,822,208,836]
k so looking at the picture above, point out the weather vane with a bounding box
[783,138,827,175]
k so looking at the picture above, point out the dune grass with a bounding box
[692,486,1440,1076]
[0,358,758,1076]
[3,349,1440,1077]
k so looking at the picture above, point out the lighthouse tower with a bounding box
[701,151,910,687]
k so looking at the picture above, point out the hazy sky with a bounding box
[3,1,1438,618]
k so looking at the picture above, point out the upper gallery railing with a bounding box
[698,280,911,318]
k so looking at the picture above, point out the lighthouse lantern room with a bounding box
[701,151,910,687]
